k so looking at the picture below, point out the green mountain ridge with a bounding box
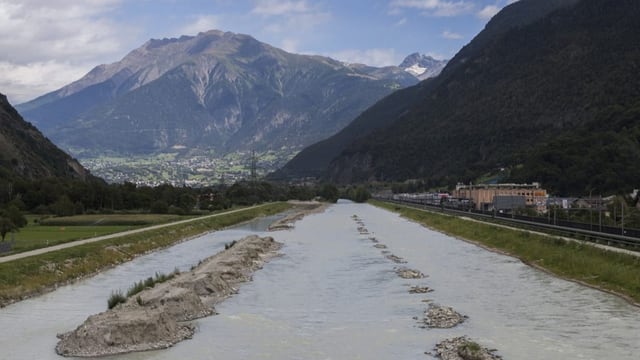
[289,0,640,196]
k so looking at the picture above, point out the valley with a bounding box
[80,149,296,186]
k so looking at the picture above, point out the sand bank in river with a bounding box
[56,235,281,357]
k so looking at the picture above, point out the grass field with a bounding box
[38,214,186,226]
[372,200,640,305]
[10,225,134,254]
[0,202,292,306]
[1,214,192,256]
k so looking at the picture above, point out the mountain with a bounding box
[0,93,88,181]
[399,53,447,80]
[270,82,425,180]
[271,54,445,180]
[290,0,639,195]
[17,30,418,159]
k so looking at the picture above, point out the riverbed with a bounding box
[1,202,639,359]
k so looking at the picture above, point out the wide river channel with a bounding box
[1,201,639,359]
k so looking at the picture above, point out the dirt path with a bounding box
[0,204,269,264]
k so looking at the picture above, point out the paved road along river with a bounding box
[1,201,639,359]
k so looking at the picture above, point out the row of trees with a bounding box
[0,177,372,240]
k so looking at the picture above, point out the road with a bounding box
[0,204,268,264]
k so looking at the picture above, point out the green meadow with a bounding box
[3,214,189,255]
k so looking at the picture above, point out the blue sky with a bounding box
[0,0,517,104]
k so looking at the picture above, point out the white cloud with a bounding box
[395,17,408,26]
[251,0,312,16]
[328,48,400,67]
[0,0,136,103]
[262,11,331,33]
[442,30,463,39]
[390,0,474,17]
[0,61,90,104]
[179,15,220,36]
[280,38,299,53]
[477,4,501,20]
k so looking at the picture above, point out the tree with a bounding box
[0,217,15,241]
[319,183,339,203]
[0,205,26,241]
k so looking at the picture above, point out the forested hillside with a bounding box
[0,94,88,182]
[321,0,640,195]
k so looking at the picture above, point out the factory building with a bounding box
[454,183,548,213]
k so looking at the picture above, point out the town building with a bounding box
[454,182,548,213]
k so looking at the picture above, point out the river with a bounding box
[0,201,639,359]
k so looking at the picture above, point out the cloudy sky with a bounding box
[0,0,517,104]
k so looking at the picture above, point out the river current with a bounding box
[1,201,639,359]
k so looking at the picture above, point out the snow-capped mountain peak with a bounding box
[400,53,448,80]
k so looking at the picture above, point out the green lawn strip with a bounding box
[6,212,238,256]
[372,200,640,304]
[0,202,291,306]
[39,214,187,226]
[11,225,134,254]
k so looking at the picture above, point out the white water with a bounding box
[1,202,639,359]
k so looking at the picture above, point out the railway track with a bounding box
[378,197,640,252]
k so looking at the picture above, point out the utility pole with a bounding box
[589,188,594,231]
[598,194,602,232]
[250,150,258,184]
[621,202,625,235]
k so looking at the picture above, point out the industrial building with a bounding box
[453,183,548,213]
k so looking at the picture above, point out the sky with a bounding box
[0,0,518,104]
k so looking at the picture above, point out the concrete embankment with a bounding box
[55,235,281,357]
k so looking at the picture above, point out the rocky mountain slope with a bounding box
[303,0,640,195]
[399,53,447,80]
[17,30,418,158]
[0,93,88,181]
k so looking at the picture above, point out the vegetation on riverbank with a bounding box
[108,269,180,309]
[0,202,290,307]
[372,200,640,304]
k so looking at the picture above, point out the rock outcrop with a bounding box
[420,304,466,329]
[434,337,502,360]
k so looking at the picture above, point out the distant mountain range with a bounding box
[280,0,640,195]
[17,30,419,160]
[0,93,88,182]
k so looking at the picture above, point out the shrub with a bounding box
[126,280,147,298]
[107,290,126,309]
[458,341,483,360]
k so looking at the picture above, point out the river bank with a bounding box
[371,200,640,305]
[0,203,292,308]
